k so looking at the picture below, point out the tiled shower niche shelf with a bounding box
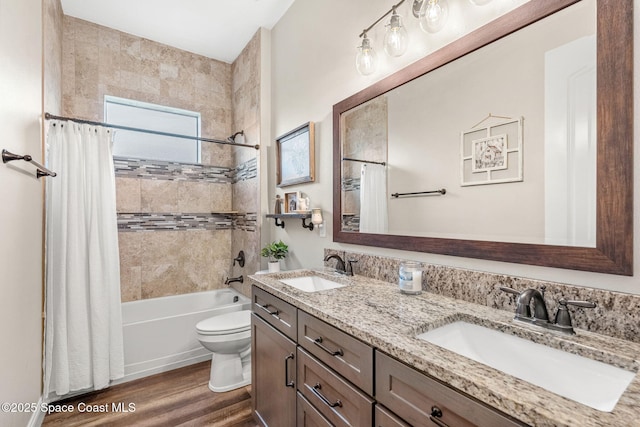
[266,213,314,231]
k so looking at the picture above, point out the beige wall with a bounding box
[62,17,260,300]
[0,0,44,424]
[269,0,640,294]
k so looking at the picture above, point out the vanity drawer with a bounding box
[298,310,374,394]
[297,392,333,427]
[298,347,374,427]
[252,286,297,341]
[374,405,409,427]
[375,351,526,427]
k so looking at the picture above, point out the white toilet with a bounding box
[195,309,252,392]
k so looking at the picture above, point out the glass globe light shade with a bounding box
[468,0,492,5]
[419,0,449,33]
[356,34,377,76]
[384,13,409,57]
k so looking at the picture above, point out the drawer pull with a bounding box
[429,406,450,427]
[313,337,344,357]
[256,302,279,316]
[312,382,343,408]
[284,353,295,388]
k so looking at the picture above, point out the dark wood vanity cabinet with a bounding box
[252,286,526,427]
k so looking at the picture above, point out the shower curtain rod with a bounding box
[44,113,260,150]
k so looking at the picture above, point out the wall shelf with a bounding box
[266,213,314,231]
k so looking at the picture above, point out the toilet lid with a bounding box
[196,310,251,335]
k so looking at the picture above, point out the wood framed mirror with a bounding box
[333,0,633,275]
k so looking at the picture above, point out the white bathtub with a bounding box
[118,288,251,384]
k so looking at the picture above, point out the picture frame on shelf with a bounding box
[276,122,315,187]
[284,191,300,213]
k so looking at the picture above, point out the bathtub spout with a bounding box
[225,275,244,286]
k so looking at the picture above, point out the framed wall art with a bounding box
[276,122,315,187]
[461,116,523,186]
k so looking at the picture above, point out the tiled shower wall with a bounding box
[230,32,262,296]
[61,16,260,301]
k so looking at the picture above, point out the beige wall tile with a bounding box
[178,181,212,212]
[61,17,260,301]
[141,179,179,212]
[115,177,141,212]
[120,266,141,302]
[141,264,180,299]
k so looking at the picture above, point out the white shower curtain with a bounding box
[44,120,124,398]
[359,163,388,233]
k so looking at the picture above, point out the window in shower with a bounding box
[105,95,201,164]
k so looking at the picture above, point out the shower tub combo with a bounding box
[119,288,250,384]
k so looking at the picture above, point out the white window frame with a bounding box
[104,95,202,164]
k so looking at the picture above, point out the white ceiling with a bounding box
[60,0,295,63]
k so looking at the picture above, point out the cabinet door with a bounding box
[252,314,297,427]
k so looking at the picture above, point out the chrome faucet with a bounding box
[501,286,595,335]
[225,275,243,286]
[323,254,357,276]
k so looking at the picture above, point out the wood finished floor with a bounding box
[42,361,257,427]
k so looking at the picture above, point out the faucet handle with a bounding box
[346,259,358,276]
[554,299,596,330]
[499,286,520,296]
[563,299,596,309]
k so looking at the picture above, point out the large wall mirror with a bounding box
[333,0,633,275]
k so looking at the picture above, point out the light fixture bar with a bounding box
[358,0,406,38]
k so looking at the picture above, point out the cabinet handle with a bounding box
[429,406,450,427]
[256,302,279,316]
[312,383,343,408]
[284,353,294,388]
[313,337,344,357]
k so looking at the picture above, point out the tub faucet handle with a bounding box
[233,251,245,268]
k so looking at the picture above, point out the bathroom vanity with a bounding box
[249,270,640,427]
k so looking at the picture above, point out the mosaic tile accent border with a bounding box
[233,157,258,183]
[118,212,257,232]
[114,156,257,183]
[342,214,360,232]
[342,177,360,192]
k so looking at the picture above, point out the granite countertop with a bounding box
[248,269,640,427]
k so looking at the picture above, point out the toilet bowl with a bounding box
[195,309,252,392]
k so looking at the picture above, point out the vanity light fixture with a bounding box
[384,7,409,57]
[356,0,456,75]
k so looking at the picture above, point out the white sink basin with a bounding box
[280,276,346,293]
[417,321,636,412]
